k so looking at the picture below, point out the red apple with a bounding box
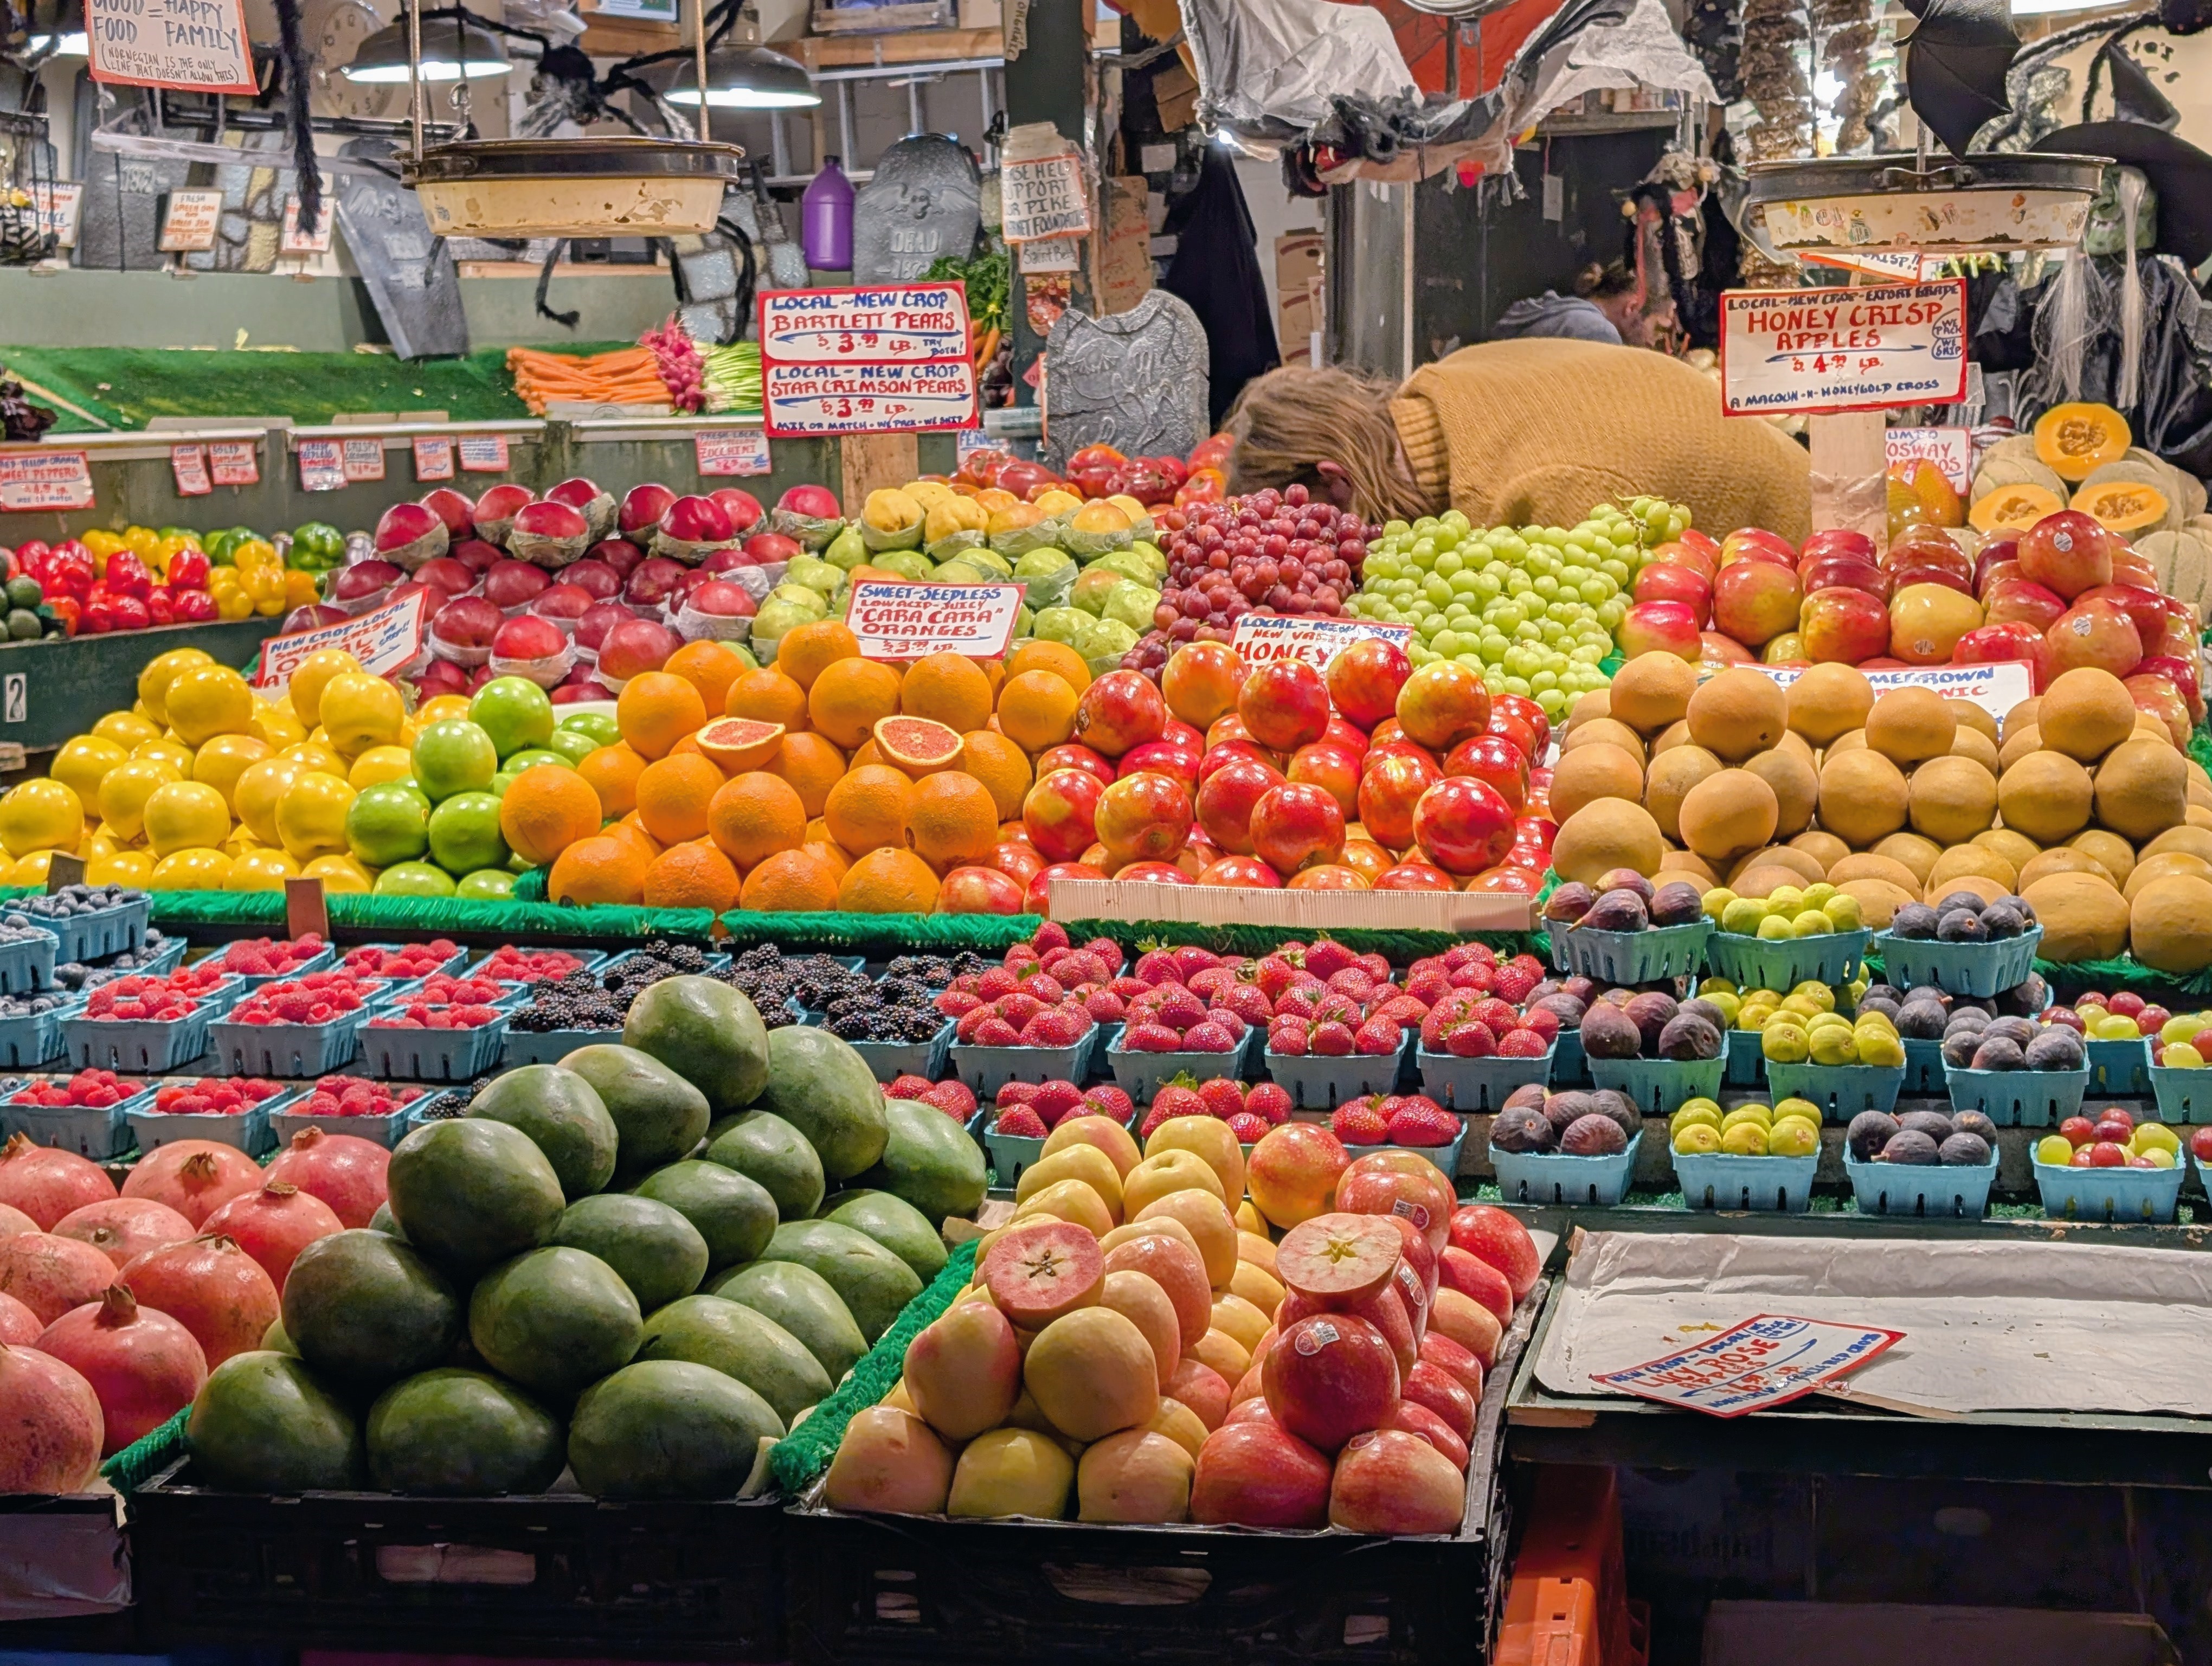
[1117,740,1201,791]
[1419,1330,1486,1399]
[2017,510,2114,599]
[936,865,1028,914]
[1190,1421,1333,1528]
[597,617,680,680]
[429,593,501,651]
[1953,623,2050,690]
[1238,660,1333,752]
[1441,734,1528,813]
[1446,1204,1539,1300]
[1195,756,1285,855]
[420,487,475,538]
[2137,653,2204,721]
[1711,557,1803,647]
[618,482,677,545]
[1798,586,1891,664]
[1646,539,1715,581]
[1632,560,1713,618]
[1093,771,1194,868]
[1799,556,1891,601]
[1247,1123,1352,1229]
[1699,631,1757,667]
[1328,1429,1464,1534]
[1387,1399,1470,1471]
[1075,670,1169,759]
[1719,527,1797,567]
[2043,598,2142,678]
[1037,744,1119,789]
[1261,1312,1400,1452]
[1437,1246,1513,1325]
[1275,1283,1419,1380]
[1982,578,2066,632]
[2126,673,2192,745]
[1335,1152,1454,1250]
[1026,860,1108,915]
[490,614,568,669]
[1287,741,1362,822]
[472,483,533,547]
[1324,637,1412,730]
[1197,854,1284,888]
[1400,1359,1478,1443]
[1409,777,1514,876]
[1024,768,1108,863]
[1250,782,1346,874]
[1798,528,1876,566]
[1615,600,1701,659]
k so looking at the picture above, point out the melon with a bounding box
[1685,669,1787,762]
[1551,798,1665,884]
[2018,848,2112,891]
[1676,770,1779,866]
[2021,871,2130,961]
[2094,738,2188,841]
[2034,401,2131,482]
[2039,668,2138,763]
[1549,745,1646,824]
[2130,875,2212,973]
[365,1367,566,1496]
[1971,483,2065,534]
[1907,757,1998,845]
[1816,751,1909,848]
[1971,451,2067,504]
[2122,851,2212,901]
[567,1359,783,1499]
[2073,478,2171,535]
[2070,828,2137,886]
[1605,653,1696,735]
[1865,687,1956,766]
[2134,528,2212,616]
[1998,751,2095,844]
[635,1293,831,1426]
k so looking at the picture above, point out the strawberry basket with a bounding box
[62,981,216,1073]
[1491,1131,1641,1208]
[950,1031,1097,1098]
[1263,1033,1412,1109]
[126,1079,302,1156]
[1104,1029,1259,1102]
[337,940,471,985]
[209,934,338,989]
[207,976,390,1077]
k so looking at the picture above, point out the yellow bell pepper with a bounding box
[207,570,254,621]
[122,526,157,560]
[80,529,125,575]
[241,563,287,616]
[231,538,279,573]
[283,570,319,608]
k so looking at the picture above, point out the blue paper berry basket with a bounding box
[1548,1030,1590,1088]
[125,1084,306,1157]
[206,1009,371,1078]
[1,1077,156,1159]
[1415,1040,1553,1112]
[2085,1036,2153,1098]
[1703,929,1870,991]
[62,1010,213,1073]
[1901,1036,1947,1094]
[2033,1152,2185,1223]
[214,943,339,990]
[1872,925,2043,999]
[1763,1060,1906,1122]
[969,1104,1140,1190]
[1586,1054,1725,1119]
[1105,1030,1258,1103]
[20,895,150,965]
[500,1024,623,1068]
[844,1020,958,1086]
[1263,1034,1411,1109]
[1673,1149,1821,1212]
[950,1027,1099,1098]
[1549,920,1712,984]
[0,933,56,997]
[1491,1131,1639,1207]
[337,943,472,984]
[357,1014,511,1083]
[1843,1146,1998,1218]
[266,1100,419,1148]
[0,996,79,1070]
[1942,1062,2091,1128]
[1724,1028,1766,1089]
[2149,1063,2212,1123]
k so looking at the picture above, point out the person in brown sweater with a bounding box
[1227,339,1812,543]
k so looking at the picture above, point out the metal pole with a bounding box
[837,79,855,165]
[407,0,425,161]
[978,66,995,161]
[770,111,790,176]
[693,0,712,142]
[906,76,923,137]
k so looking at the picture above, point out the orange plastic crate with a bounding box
[1496,1466,1644,1666]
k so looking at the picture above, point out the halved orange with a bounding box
[873,714,962,779]
[697,716,787,773]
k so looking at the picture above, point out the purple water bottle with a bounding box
[802,156,854,272]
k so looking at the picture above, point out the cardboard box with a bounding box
[1047,876,1533,935]
[957,0,1001,25]
[1275,230,1324,297]
[1701,1603,2178,1666]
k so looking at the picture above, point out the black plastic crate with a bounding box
[783,1282,1543,1666]
[127,1458,786,1659]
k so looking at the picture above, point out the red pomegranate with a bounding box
[33,1284,207,1454]
[472,483,535,547]
[708,487,763,534]
[574,600,635,655]
[563,558,620,600]
[0,1135,117,1231]
[201,1182,343,1287]
[120,1142,261,1228]
[618,482,677,546]
[116,1236,277,1369]
[52,1196,195,1269]
[483,558,551,611]
[263,1129,390,1229]
[546,475,617,539]
[0,1291,40,1344]
[0,1234,117,1325]
[420,487,475,539]
[507,499,593,569]
[622,555,689,609]
[598,617,681,681]
[328,559,401,608]
[529,583,595,628]
[0,1345,102,1492]
[652,495,737,564]
[430,594,503,655]
[450,537,501,574]
[372,501,448,570]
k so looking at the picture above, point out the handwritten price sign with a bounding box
[1719,280,1967,416]
[847,580,1025,660]
[764,361,979,437]
[1229,614,1415,682]
[1592,1314,1903,1418]
[1746,658,2031,722]
[759,285,971,363]
[0,451,94,512]
[253,590,428,692]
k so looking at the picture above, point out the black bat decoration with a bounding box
[1898,0,2018,157]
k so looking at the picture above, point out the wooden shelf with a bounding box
[790,26,1005,67]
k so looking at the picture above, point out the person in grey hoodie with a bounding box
[1490,260,1659,345]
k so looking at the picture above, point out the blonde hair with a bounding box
[1224,366,1432,525]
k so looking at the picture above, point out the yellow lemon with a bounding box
[302,853,375,894]
[92,710,160,751]
[150,847,233,890]
[281,742,348,778]
[136,647,215,725]
[249,700,306,749]
[88,850,156,887]
[0,778,84,860]
[317,673,403,760]
[232,757,306,847]
[164,665,255,747]
[288,649,365,728]
[348,745,416,791]
[191,733,273,810]
[132,738,197,777]
[142,780,233,859]
[10,851,53,886]
[97,758,182,843]
[226,847,300,890]
[274,771,357,862]
[50,736,128,810]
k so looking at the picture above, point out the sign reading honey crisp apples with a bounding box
[1720,280,1968,416]
[847,580,1024,661]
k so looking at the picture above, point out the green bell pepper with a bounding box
[288,521,346,572]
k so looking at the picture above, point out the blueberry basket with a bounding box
[62,1010,213,1073]
[1586,1054,1725,1118]
[950,1027,1098,1098]
[0,933,56,996]
[1491,1132,1639,1207]
[838,1020,957,1086]
[1763,1060,1907,1122]
[1902,1036,1947,1094]
[1872,925,2043,999]
[205,1010,371,1078]
[0,996,78,1069]
[2033,1152,2186,1223]
[358,1015,511,1083]
[1942,1062,2091,1128]
[1263,1035,1411,1109]
[500,1025,622,1068]
[1844,1146,1997,1218]
[2085,1036,2152,1097]
[1673,1150,1821,1212]
[1703,929,1870,991]
[2150,1064,2212,1123]
[21,895,150,965]
[126,1086,304,1157]
[266,1101,417,1148]
[1724,1028,1766,1089]
[1415,1041,1553,1112]
[1549,919,1712,983]
[1106,1030,1258,1103]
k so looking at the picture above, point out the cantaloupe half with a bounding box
[2072,479,2171,535]
[1970,482,2064,534]
[2034,402,2131,482]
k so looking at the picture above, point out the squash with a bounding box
[2033,402,2131,482]
[2072,477,2174,535]
[1969,482,2065,533]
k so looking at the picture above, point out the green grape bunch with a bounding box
[1344,498,1693,720]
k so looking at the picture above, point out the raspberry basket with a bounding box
[213,939,338,989]
[2,1075,153,1158]
[1585,1055,1725,1118]
[338,941,472,984]
[206,1009,368,1078]
[2086,1036,2153,1097]
[1843,1146,1998,1218]
[1263,1034,1413,1109]
[0,932,56,997]
[1871,925,2042,999]
[1761,1060,1907,1122]
[1414,1040,1553,1112]
[2033,1151,2187,1223]
[1104,1030,1259,1103]
[358,1010,511,1082]
[1491,1132,1641,1208]
[0,996,79,1069]
[1941,1061,2091,1128]
[464,948,607,984]
[1672,1149,1820,1212]
[126,1081,304,1156]
[1549,919,1712,984]
[62,1009,214,1073]
[267,1099,418,1148]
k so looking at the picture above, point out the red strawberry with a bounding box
[1387,1100,1459,1146]
[1153,988,1206,1031]
[1021,1008,1088,1048]
[1062,951,1110,986]
[996,1081,1041,1105]
[1173,945,1223,982]
[1449,963,1496,992]
[1110,976,1152,1002]
[921,1080,978,1119]
[1186,965,1237,1001]
[1032,921,1071,954]
[1445,1020,1498,1058]
[1084,1084,1134,1120]
[1326,967,1376,1003]
[888,1074,935,1100]
[1134,950,1182,985]
[1226,1111,1270,1143]
[1139,1103,1176,1138]
[1085,989,1128,1022]
[1354,1017,1403,1056]
[1124,1022,1184,1053]
[1313,1021,1356,1056]
[1182,1022,1236,1052]
[1493,960,1541,1004]
[1197,1079,1245,1120]
[972,1017,1021,1046]
[1219,983,1274,1026]
[1275,986,1321,1019]
[1205,1008,1246,1042]
[1332,1099,1389,1144]
[1021,972,1066,1003]
[955,1006,998,1043]
[1405,969,1454,1006]
[1083,937,1126,974]
[1030,1080,1086,1121]
[1445,943,1495,969]
[1469,997,1520,1035]
[1005,944,1040,966]
[1244,1081,1293,1124]
[1253,954,1299,999]
[1269,1020,1308,1056]
[996,991,1047,1028]
[1305,939,1356,979]
[1152,1084,1206,1121]
[994,1107,1049,1137]
[977,967,1018,1001]
[1499,1028,1549,1057]
[1374,995,1430,1025]
[1356,952,1391,980]
[949,973,983,995]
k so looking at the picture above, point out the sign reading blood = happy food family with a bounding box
[86,0,256,94]
[756,285,978,437]
[1719,280,1967,417]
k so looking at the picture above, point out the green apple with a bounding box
[470,675,555,759]
[456,868,515,900]
[375,861,456,898]
[410,719,498,802]
[557,710,619,747]
[501,747,572,773]
[344,783,431,868]
[544,727,599,765]
[426,790,510,875]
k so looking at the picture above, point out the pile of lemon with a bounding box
[1705,880,1865,940]
[0,645,423,894]
[1669,1095,1822,1158]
